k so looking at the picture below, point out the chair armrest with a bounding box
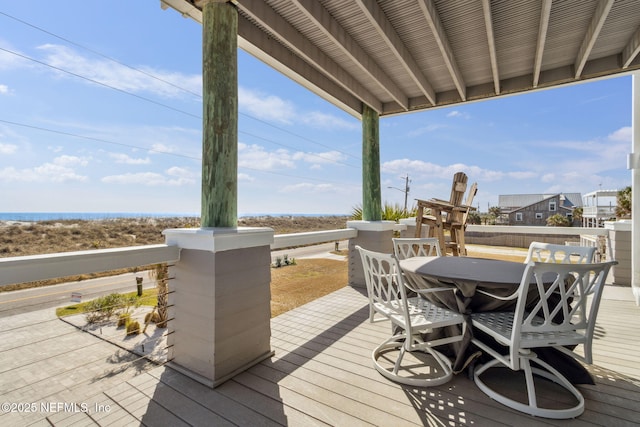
[476,288,519,301]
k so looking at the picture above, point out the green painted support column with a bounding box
[362,104,381,221]
[201,0,237,228]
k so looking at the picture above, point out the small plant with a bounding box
[126,320,141,336]
[144,311,161,324]
[84,293,126,323]
[272,254,296,268]
[117,313,131,328]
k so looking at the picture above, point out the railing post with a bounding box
[163,227,274,387]
[347,220,395,287]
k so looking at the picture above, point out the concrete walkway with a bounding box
[0,307,161,426]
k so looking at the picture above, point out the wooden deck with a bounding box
[3,284,640,426]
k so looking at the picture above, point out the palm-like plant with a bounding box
[149,263,169,328]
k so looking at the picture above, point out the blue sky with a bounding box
[0,1,633,216]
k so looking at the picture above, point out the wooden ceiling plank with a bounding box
[236,0,383,112]
[238,16,362,117]
[291,0,408,110]
[533,0,552,88]
[355,0,436,106]
[417,0,466,101]
[574,0,615,79]
[481,0,500,95]
[622,26,640,69]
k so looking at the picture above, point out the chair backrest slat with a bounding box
[524,242,596,264]
[356,245,408,321]
[512,261,615,353]
[393,237,441,259]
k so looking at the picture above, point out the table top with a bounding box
[400,256,527,286]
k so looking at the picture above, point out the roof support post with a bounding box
[201,0,238,228]
[631,73,640,304]
[362,104,381,221]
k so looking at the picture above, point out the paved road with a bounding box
[0,271,154,318]
[0,242,348,317]
[271,240,348,261]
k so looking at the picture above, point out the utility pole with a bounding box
[388,175,411,213]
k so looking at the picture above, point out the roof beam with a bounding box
[237,16,362,117]
[236,0,383,112]
[290,0,408,110]
[574,0,615,79]
[417,0,466,101]
[481,0,499,95]
[533,0,552,88]
[622,26,640,68]
[355,0,436,106]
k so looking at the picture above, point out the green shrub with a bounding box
[126,320,141,336]
[144,311,161,324]
[117,313,131,328]
[84,293,126,323]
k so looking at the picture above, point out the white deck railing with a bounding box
[271,228,357,250]
[0,244,181,287]
[0,224,618,288]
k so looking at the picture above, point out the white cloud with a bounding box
[301,111,359,130]
[447,110,470,119]
[0,143,17,154]
[407,124,446,137]
[48,145,63,153]
[109,152,151,165]
[0,41,32,70]
[239,86,359,131]
[238,142,348,172]
[150,143,177,154]
[279,182,340,193]
[37,44,201,99]
[238,173,255,182]
[239,143,296,170]
[382,159,536,182]
[608,126,631,143]
[292,150,346,165]
[0,158,88,183]
[53,155,89,167]
[239,86,296,124]
[0,84,9,95]
[101,167,196,186]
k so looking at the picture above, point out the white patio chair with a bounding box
[470,260,617,419]
[476,241,600,303]
[524,241,597,264]
[392,237,441,260]
[356,245,465,386]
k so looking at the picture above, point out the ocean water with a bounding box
[0,212,346,222]
[0,212,199,221]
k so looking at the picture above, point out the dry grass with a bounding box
[270,258,348,317]
[1,216,529,318]
[0,216,350,257]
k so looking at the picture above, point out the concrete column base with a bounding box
[163,227,274,387]
[347,220,396,288]
[605,221,632,288]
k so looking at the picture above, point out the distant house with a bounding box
[498,193,582,226]
[581,190,618,227]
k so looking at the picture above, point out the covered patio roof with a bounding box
[161,0,640,118]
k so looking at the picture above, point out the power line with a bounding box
[1,45,360,168]
[0,118,352,185]
[0,10,362,162]
[0,10,202,99]
[0,46,202,121]
[0,118,200,160]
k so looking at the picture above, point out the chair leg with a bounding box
[473,353,585,419]
[372,333,454,387]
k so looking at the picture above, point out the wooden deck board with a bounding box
[5,284,639,426]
